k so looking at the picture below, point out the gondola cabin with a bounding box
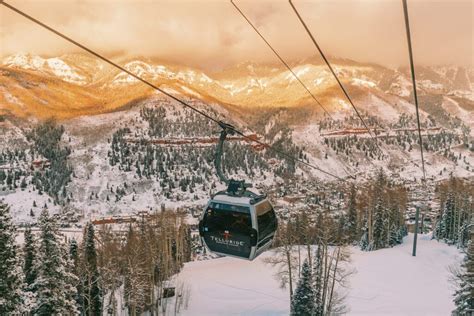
[199,192,278,260]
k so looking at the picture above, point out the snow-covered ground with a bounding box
[177,234,462,315]
[348,234,461,315]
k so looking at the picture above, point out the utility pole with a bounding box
[412,206,420,256]
[420,213,424,234]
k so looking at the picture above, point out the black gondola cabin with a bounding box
[199,192,278,260]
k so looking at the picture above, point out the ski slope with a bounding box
[178,234,462,315]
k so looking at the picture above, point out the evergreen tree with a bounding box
[33,208,79,315]
[313,244,324,316]
[453,225,474,314]
[0,201,24,314]
[439,192,456,243]
[388,223,400,247]
[23,225,37,287]
[372,198,386,250]
[82,223,102,316]
[359,224,370,251]
[69,239,83,313]
[346,184,358,242]
[291,260,315,316]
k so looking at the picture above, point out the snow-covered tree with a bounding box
[359,223,370,251]
[82,223,102,315]
[32,208,79,315]
[439,192,456,243]
[388,223,400,247]
[291,260,315,316]
[69,239,83,313]
[23,225,37,287]
[313,244,323,316]
[372,197,387,250]
[346,184,358,241]
[453,224,474,314]
[434,177,472,248]
[0,201,24,314]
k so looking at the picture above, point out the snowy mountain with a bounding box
[1,53,472,118]
[0,53,473,221]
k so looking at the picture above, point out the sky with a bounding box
[0,0,472,70]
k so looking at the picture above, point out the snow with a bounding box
[178,234,462,315]
[2,53,46,70]
[352,78,376,88]
[419,79,443,91]
[181,85,202,98]
[313,78,325,86]
[442,97,473,134]
[390,75,412,97]
[178,253,288,316]
[448,89,474,102]
[348,234,461,315]
[200,74,213,83]
[292,123,357,179]
[46,58,86,85]
[1,87,23,107]
[285,65,311,82]
[365,94,399,122]
[2,53,87,85]
[2,188,62,224]
[162,86,182,95]
[112,61,177,85]
[212,194,253,205]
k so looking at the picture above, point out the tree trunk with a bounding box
[298,245,301,278]
[306,243,312,270]
[327,247,341,314]
[286,247,293,300]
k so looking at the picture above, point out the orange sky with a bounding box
[1,0,472,70]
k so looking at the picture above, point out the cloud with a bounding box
[0,0,472,70]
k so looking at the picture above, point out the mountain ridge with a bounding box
[1,52,472,121]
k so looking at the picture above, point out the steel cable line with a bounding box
[230,0,333,119]
[402,0,426,182]
[288,0,380,147]
[290,0,429,177]
[289,0,422,175]
[230,0,358,179]
[231,0,380,174]
[0,1,349,181]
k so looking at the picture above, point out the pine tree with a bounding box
[359,224,370,251]
[291,260,315,316]
[346,184,358,242]
[82,223,102,316]
[69,239,83,313]
[440,192,456,243]
[0,201,24,314]
[388,223,399,247]
[33,208,79,315]
[313,244,324,316]
[372,198,386,250]
[453,225,474,314]
[23,225,37,287]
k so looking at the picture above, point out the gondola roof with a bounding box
[211,191,267,205]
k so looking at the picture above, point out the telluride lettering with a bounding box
[210,236,245,247]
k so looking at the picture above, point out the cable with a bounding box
[1,2,219,126]
[231,0,377,175]
[0,1,349,181]
[290,0,429,178]
[288,0,379,146]
[402,0,426,182]
[230,0,333,119]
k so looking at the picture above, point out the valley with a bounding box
[0,52,472,315]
